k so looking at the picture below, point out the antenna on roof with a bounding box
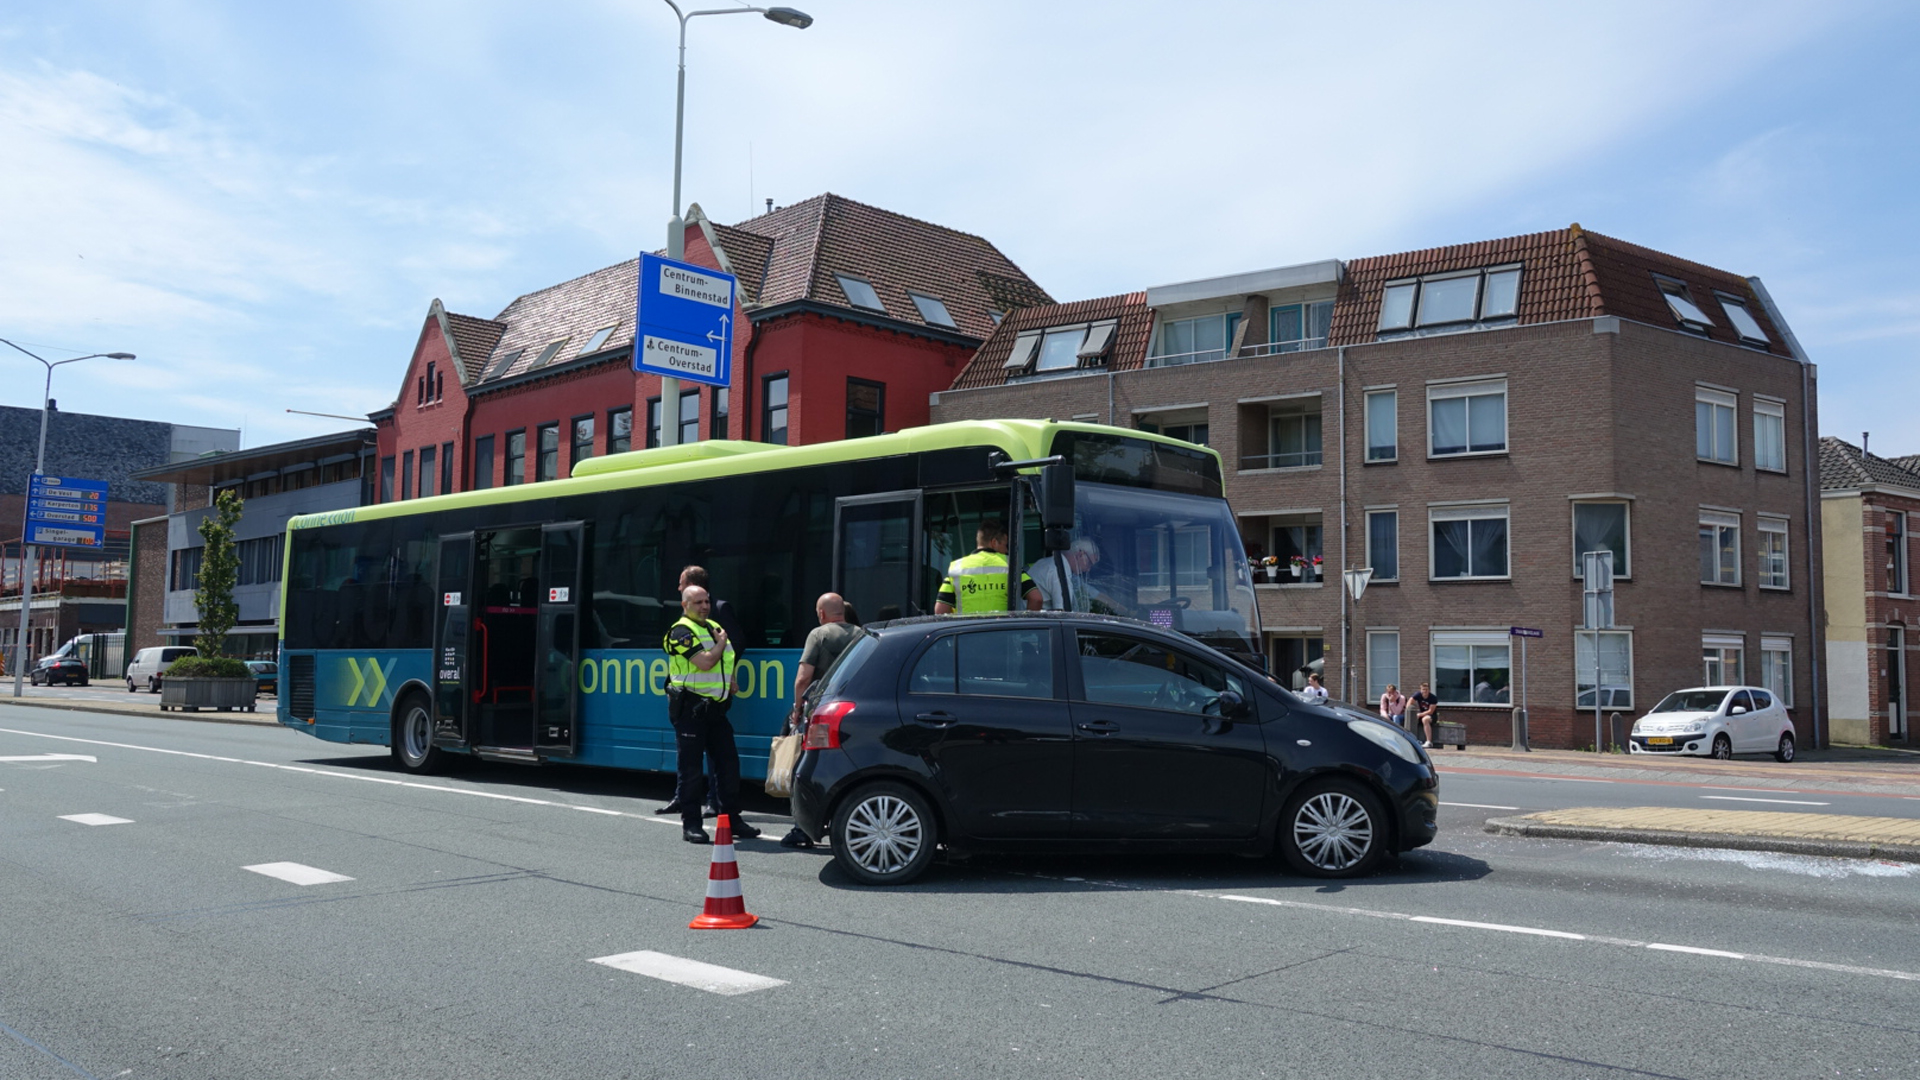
[1864,432,1871,457]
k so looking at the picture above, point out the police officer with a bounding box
[663,584,760,844]
[934,518,1043,615]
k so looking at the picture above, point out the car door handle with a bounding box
[1076,720,1120,735]
[913,711,958,727]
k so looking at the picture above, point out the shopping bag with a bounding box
[764,732,802,797]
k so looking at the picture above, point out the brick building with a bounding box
[930,226,1822,750]
[373,193,1049,499]
[1818,437,1918,745]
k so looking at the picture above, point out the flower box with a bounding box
[160,676,258,713]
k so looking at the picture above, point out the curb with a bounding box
[0,696,280,728]
[1483,815,1920,864]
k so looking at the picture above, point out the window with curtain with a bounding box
[1367,631,1400,701]
[1269,300,1334,352]
[1696,387,1737,464]
[1760,639,1792,704]
[1367,510,1398,580]
[1428,380,1506,456]
[1758,518,1790,590]
[1431,505,1508,579]
[1699,511,1740,585]
[1754,399,1786,472]
[1365,389,1397,462]
[1432,632,1511,705]
[1703,638,1743,685]
[1572,502,1630,578]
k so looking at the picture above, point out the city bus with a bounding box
[276,419,1262,777]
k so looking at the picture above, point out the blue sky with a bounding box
[1,1,1915,453]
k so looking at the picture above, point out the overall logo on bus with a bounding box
[340,656,397,709]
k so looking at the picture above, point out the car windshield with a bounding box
[1651,689,1729,713]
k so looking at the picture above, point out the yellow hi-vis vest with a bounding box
[664,616,736,700]
[945,549,1014,614]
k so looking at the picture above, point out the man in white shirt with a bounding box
[1030,539,1104,612]
[1298,672,1330,703]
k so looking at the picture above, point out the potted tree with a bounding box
[161,489,257,712]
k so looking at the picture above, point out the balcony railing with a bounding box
[1145,335,1329,369]
[1240,449,1324,470]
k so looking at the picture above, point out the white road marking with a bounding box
[589,950,785,995]
[243,862,354,886]
[1700,795,1831,806]
[1442,802,1521,810]
[1648,943,1745,959]
[60,813,132,826]
[1412,916,1585,939]
[1546,777,1614,783]
[0,753,97,763]
[1703,786,1797,794]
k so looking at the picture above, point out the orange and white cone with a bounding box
[689,814,759,930]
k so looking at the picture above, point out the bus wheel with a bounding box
[392,695,445,774]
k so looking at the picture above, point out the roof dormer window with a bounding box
[482,348,524,381]
[578,325,618,356]
[529,339,569,370]
[1377,265,1522,335]
[835,274,886,313]
[1655,277,1713,334]
[1716,294,1770,347]
[909,292,956,328]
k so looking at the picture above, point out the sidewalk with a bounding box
[0,690,280,727]
[1485,806,1920,864]
[1437,743,1920,798]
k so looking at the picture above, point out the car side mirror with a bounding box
[1729,706,1747,716]
[1216,690,1249,719]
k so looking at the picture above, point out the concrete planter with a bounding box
[160,676,257,713]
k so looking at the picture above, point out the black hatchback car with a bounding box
[791,613,1438,886]
[29,655,89,687]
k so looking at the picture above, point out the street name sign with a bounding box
[25,476,107,548]
[633,253,737,388]
[1509,626,1543,639]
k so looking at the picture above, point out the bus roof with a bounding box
[290,418,1219,530]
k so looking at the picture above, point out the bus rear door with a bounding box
[533,522,585,757]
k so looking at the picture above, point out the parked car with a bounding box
[29,655,89,686]
[790,612,1440,886]
[125,646,198,693]
[245,660,278,696]
[1628,686,1797,762]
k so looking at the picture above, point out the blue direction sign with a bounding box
[26,475,107,548]
[633,252,737,388]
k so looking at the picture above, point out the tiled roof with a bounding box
[449,193,1050,391]
[950,293,1151,391]
[1579,229,1788,356]
[1331,228,1597,346]
[1819,436,1920,493]
[1890,454,1920,476]
[444,312,507,382]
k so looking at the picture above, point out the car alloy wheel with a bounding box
[831,781,937,886]
[1711,734,1733,761]
[1774,732,1796,763]
[1281,779,1386,878]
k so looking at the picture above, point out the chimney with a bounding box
[765,198,774,214]
[46,399,57,412]
[1864,432,1871,457]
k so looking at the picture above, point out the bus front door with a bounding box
[433,532,476,750]
[533,522,585,757]
[833,492,922,624]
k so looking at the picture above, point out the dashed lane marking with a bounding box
[243,862,353,886]
[590,950,786,995]
[0,754,96,763]
[59,813,132,826]
[1700,795,1831,806]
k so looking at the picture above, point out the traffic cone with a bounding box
[689,814,759,930]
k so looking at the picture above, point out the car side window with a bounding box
[954,628,1055,699]
[1075,631,1245,715]
[907,636,956,695]
[1749,689,1772,710]
[1729,690,1754,713]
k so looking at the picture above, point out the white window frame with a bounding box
[1151,312,1241,367]
[1367,630,1401,702]
[1377,264,1523,332]
[1753,398,1786,473]
[1575,629,1634,710]
[1757,516,1790,591]
[1696,386,1738,465]
[1760,636,1793,707]
[1366,509,1400,582]
[1429,503,1511,581]
[1427,378,1509,458]
[1430,630,1513,707]
[1699,510,1742,587]
[1571,501,1632,580]
[1365,388,1397,463]
[1703,634,1745,686]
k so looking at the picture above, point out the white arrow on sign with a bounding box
[0,754,98,763]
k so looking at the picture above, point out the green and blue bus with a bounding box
[276,419,1263,776]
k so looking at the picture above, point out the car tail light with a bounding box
[803,701,855,750]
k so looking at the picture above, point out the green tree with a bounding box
[193,488,243,660]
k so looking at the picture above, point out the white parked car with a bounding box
[1629,686,1796,762]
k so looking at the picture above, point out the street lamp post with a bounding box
[2,340,135,696]
[657,2,811,447]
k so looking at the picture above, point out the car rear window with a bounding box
[815,632,878,702]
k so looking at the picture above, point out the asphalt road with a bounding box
[3,705,1917,1080]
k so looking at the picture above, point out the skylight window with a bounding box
[835,274,886,313]
[1003,332,1041,370]
[1716,294,1770,346]
[529,339,569,369]
[577,325,618,356]
[1656,278,1713,333]
[909,292,957,328]
[1378,265,1522,333]
[482,348,524,381]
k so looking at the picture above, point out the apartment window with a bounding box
[1695,387,1737,464]
[1367,631,1400,701]
[1431,504,1509,580]
[1152,312,1241,366]
[504,430,526,486]
[835,274,885,312]
[909,292,957,328]
[1365,389,1397,462]
[171,547,204,591]
[1717,294,1771,346]
[1428,379,1507,456]
[1572,502,1630,579]
[236,535,285,587]
[847,378,885,439]
[471,435,495,491]
[1703,636,1744,685]
[1760,637,1793,705]
[1699,511,1741,586]
[608,408,632,454]
[1378,265,1521,333]
[1575,630,1634,709]
[1270,514,1322,572]
[678,390,699,445]
[535,423,559,482]
[571,416,595,470]
[1888,512,1909,595]
[400,450,413,500]
[1269,300,1334,352]
[763,373,789,445]
[1657,277,1714,333]
[646,397,662,449]
[1244,398,1321,470]
[379,456,395,502]
[711,389,729,440]
[1367,510,1399,581]
[1758,517,1790,590]
[439,442,453,494]
[1753,399,1786,472]
[1432,631,1511,705]
[1272,636,1324,692]
[1137,409,1209,448]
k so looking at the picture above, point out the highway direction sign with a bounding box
[26,475,107,548]
[633,253,736,388]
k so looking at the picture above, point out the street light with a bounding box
[657,1,811,446]
[1,339,135,696]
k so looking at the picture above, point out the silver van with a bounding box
[126,646,197,693]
